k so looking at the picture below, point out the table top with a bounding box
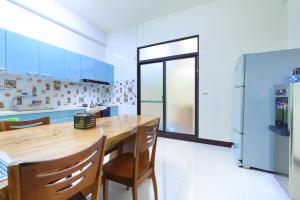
[0,115,159,198]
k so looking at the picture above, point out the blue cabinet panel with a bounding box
[0,29,5,71]
[69,109,84,117]
[40,43,65,79]
[51,117,71,124]
[107,64,114,84]
[6,31,39,74]
[81,56,114,83]
[65,51,81,82]
[110,106,118,116]
[81,56,97,80]
[95,60,108,82]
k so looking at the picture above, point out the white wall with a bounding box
[287,0,300,48]
[105,27,138,115]
[107,0,287,142]
[0,0,106,61]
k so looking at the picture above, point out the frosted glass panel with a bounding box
[141,102,163,130]
[140,37,198,61]
[140,62,163,130]
[141,62,163,101]
[166,58,195,134]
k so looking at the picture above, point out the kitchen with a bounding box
[0,0,300,199]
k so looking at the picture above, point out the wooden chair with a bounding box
[103,118,160,200]
[8,136,107,200]
[3,117,50,131]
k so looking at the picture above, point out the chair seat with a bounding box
[103,153,150,181]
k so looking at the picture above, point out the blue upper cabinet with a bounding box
[80,55,98,80]
[0,29,5,71]
[107,63,114,84]
[95,60,108,82]
[40,42,65,79]
[6,31,39,75]
[81,56,114,84]
[65,51,81,82]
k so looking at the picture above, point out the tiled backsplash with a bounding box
[0,72,137,111]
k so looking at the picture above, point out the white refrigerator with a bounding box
[233,48,300,171]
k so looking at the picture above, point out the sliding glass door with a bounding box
[139,57,197,135]
[138,35,199,138]
[140,62,164,130]
[165,58,195,135]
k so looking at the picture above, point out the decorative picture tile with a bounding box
[53,81,61,91]
[0,72,137,111]
[4,79,16,89]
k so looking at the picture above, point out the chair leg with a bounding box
[132,186,138,200]
[103,177,108,200]
[151,172,158,200]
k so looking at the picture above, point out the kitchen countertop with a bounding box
[0,107,86,117]
[0,105,118,117]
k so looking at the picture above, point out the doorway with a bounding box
[137,36,199,138]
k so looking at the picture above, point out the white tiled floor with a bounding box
[102,138,290,200]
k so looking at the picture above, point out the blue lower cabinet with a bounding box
[69,109,85,117]
[110,106,118,116]
[8,113,49,121]
[49,111,69,119]
[51,117,71,124]
[0,110,84,124]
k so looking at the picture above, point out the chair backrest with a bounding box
[8,136,107,200]
[133,118,160,178]
[3,117,50,131]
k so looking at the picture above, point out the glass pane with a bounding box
[139,37,198,61]
[166,58,195,134]
[140,62,163,130]
[141,62,163,101]
[141,102,163,130]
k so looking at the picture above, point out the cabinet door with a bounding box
[0,29,5,71]
[107,64,114,85]
[65,51,81,82]
[40,43,65,79]
[80,56,97,80]
[6,31,39,74]
[110,106,118,116]
[96,60,108,82]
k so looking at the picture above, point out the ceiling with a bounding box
[54,0,215,32]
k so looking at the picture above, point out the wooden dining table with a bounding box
[0,115,159,200]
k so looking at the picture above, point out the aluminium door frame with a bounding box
[137,35,199,138]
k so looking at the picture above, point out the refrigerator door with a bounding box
[290,83,300,200]
[233,87,244,133]
[243,49,300,171]
[233,129,243,163]
[234,55,245,87]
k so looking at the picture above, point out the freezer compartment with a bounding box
[234,55,245,87]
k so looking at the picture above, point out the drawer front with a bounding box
[51,117,72,124]
[69,109,85,117]
[49,111,70,119]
